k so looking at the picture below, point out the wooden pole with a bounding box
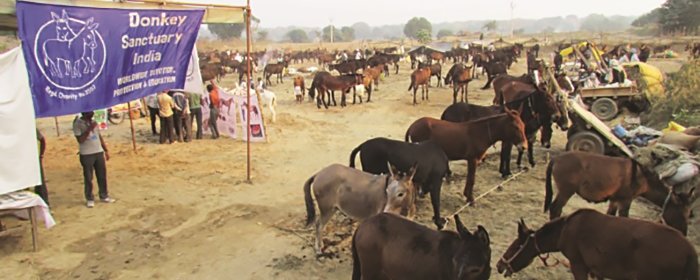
[245,0,252,183]
[127,102,137,152]
[54,117,60,137]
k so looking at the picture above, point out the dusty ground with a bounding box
[0,46,697,280]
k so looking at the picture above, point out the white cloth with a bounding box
[182,45,205,96]
[0,191,55,229]
[0,47,40,195]
[294,86,302,96]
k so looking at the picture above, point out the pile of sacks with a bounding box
[633,143,699,198]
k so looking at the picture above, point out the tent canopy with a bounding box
[0,0,245,31]
[407,42,452,54]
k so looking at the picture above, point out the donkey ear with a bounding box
[387,162,397,177]
[475,225,490,245]
[86,17,93,25]
[51,11,60,21]
[89,23,99,30]
[407,162,418,181]
[454,214,471,238]
[61,10,69,20]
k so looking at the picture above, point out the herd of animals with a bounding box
[198,42,699,279]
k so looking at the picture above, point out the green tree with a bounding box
[482,20,497,32]
[340,26,355,41]
[658,0,700,34]
[416,29,432,43]
[437,29,454,39]
[286,29,309,43]
[632,8,663,27]
[322,25,343,42]
[208,23,245,40]
[403,17,432,39]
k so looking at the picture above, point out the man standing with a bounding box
[145,94,159,135]
[158,90,178,144]
[207,82,220,139]
[172,90,191,142]
[73,112,115,208]
[188,90,203,139]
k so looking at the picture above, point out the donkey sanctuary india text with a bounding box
[121,12,189,65]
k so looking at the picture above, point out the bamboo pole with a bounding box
[127,102,137,152]
[53,117,60,136]
[245,0,252,183]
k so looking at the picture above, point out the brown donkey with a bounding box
[408,66,432,105]
[352,213,491,280]
[405,110,528,203]
[544,152,658,220]
[497,209,698,280]
[304,163,417,255]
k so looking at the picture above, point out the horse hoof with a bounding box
[501,173,512,179]
[434,217,447,230]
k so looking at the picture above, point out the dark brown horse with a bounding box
[328,59,365,74]
[444,63,473,103]
[544,152,661,220]
[408,66,432,105]
[352,213,491,280]
[418,61,443,87]
[481,60,507,89]
[405,110,528,203]
[497,209,698,280]
[308,71,360,109]
[263,61,288,86]
[442,86,561,178]
[661,188,695,236]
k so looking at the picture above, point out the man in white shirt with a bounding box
[73,111,115,208]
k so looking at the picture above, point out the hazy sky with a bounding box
[191,0,665,28]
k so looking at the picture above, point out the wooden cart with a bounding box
[566,100,633,157]
[578,86,643,121]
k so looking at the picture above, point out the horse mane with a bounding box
[468,112,510,123]
[536,210,573,236]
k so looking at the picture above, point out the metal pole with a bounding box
[127,102,137,152]
[245,0,252,183]
[54,117,60,136]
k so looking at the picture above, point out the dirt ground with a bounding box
[1,46,697,280]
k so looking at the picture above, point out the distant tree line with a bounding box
[633,0,700,35]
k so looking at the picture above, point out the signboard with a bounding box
[16,1,204,117]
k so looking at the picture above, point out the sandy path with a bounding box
[0,54,697,280]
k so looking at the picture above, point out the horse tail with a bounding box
[404,126,412,142]
[351,229,362,280]
[349,143,362,168]
[544,159,555,212]
[408,75,415,91]
[304,175,317,227]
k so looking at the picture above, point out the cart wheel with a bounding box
[591,98,618,121]
[566,131,605,154]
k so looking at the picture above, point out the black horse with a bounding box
[349,137,450,229]
[481,61,507,89]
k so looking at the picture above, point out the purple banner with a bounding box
[16,1,204,117]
